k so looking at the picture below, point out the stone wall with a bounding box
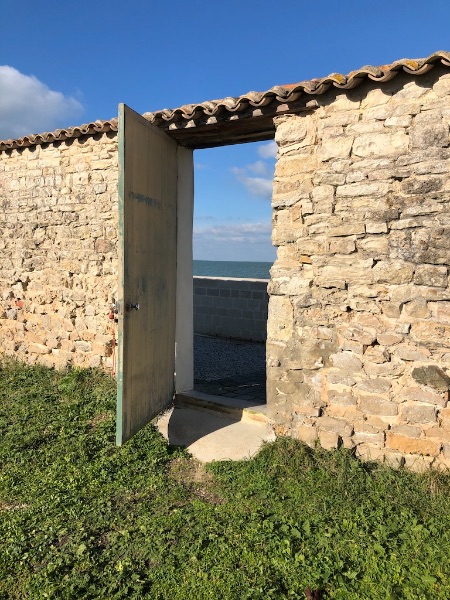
[267,66,450,470]
[193,277,268,341]
[0,132,119,369]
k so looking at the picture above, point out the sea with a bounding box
[193,260,272,280]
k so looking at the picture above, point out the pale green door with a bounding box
[116,104,178,445]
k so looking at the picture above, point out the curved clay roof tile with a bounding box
[2,51,450,151]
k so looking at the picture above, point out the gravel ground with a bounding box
[194,334,266,382]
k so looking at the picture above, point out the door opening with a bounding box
[191,141,276,405]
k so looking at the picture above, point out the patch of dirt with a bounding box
[88,412,113,428]
[0,500,29,511]
[168,457,224,504]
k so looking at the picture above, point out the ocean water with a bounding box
[193,260,272,279]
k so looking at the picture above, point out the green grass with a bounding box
[1,360,450,599]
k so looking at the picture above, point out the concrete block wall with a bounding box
[193,277,268,341]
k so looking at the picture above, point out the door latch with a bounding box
[126,302,140,312]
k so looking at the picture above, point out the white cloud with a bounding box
[0,66,84,139]
[193,221,275,261]
[247,160,270,176]
[257,140,277,159]
[231,166,273,199]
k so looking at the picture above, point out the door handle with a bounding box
[126,302,140,311]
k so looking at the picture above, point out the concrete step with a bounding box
[175,390,270,424]
[156,402,275,462]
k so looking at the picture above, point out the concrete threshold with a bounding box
[175,390,270,424]
[156,391,275,463]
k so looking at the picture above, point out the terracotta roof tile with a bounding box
[0,119,118,152]
[1,50,449,152]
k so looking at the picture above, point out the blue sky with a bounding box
[1,0,449,261]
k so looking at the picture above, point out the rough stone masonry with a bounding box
[0,132,119,369]
[267,65,450,470]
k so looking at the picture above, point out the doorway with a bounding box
[190,141,276,405]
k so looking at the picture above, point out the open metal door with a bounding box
[116,104,178,445]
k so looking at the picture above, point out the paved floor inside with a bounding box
[193,334,266,404]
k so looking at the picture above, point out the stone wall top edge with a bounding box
[193,276,269,283]
[0,128,118,155]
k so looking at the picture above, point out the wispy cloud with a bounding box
[0,66,84,139]
[257,141,277,159]
[247,160,270,176]
[194,221,275,261]
[230,141,276,199]
[231,166,273,198]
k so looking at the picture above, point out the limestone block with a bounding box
[319,111,360,130]
[363,345,389,364]
[410,119,448,149]
[355,378,391,394]
[274,114,316,149]
[339,324,377,346]
[269,272,312,296]
[403,454,437,472]
[318,429,340,450]
[390,424,421,438]
[359,396,398,416]
[295,424,318,446]
[274,154,318,177]
[310,183,334,203]
[401,403,437,424]
[393,344,431,362]
[411,365,450,391]
[360,87,391,108]
[346,170,366,183]
[317,415,353,438]
[356,236,389,257]
[401,176,443,196]
[319,136,354,162]
[377,333,403,345]
[327,222,366,237]
[316,258,374,287]
[433,75,450,97]
[329,238,356,254]
[267,296,293,342]
[327,370,357,387]
[413,265,448,288]
[296,238,328,255]
[385,115,412,127]
[28,343,51,355]
[399,386,447,407]
[328,390,356,406]
[411,322,450,347]
[402,298,430,319]
[353,423,385,445]
[372,260,414,285]
[382,450,405,469]
[386,433,441,456]
[329,351,362,373]
[365,221,388,234]
[435,302,450,324]
[352,132,409,158]
[313,170,346,186]
[336,181,390,197]
[342,339,364,355]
